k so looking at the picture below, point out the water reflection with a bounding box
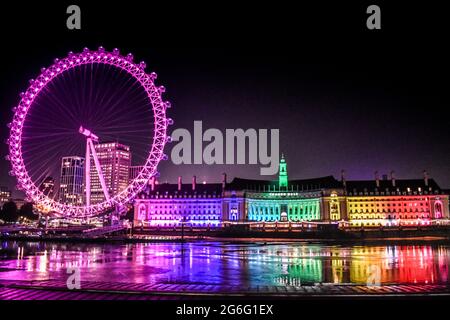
[0,241,449,286]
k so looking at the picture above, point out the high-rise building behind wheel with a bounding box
[59,157,85,205]
[89,142,131,204]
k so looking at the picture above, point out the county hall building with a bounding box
[133,156,449,228]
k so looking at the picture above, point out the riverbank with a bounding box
[1,279,450,300]
[1,224,450,244]
[1,233,450,246]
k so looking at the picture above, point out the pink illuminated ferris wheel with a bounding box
[6,47,172,217]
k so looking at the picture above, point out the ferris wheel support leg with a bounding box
[85,138,91,208]
[88,139,110,202]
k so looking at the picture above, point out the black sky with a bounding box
[0,1,449,197]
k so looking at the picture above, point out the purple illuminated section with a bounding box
[146,219,222,227]
[7,47,172,217]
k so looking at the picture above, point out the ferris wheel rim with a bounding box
[7,47,170,217]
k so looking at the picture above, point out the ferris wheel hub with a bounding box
[79,126,99,142]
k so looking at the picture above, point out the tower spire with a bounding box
[278,153,288,190]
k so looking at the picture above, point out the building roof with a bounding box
[226,176,342,191]
[344,178,442,194]
[144,182,223,197]
[137,175,445,198]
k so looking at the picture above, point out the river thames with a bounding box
[1,240,449,287]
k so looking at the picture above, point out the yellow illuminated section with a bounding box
[346,195,433,227]
[329,192,341,221]
[350,246,445,284]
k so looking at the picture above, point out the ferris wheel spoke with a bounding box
[42,79,79,119]
[23,114,75,128]
[22,134,80,150]
[91,63,125,109]
[24,146,75,168]
[28,142,81,189]
[90,69,134,118]
[22,131,76,140]
[97,74,144,115]
[37,85,80,125]
[25,151,81,178]
[60,67,83,116]
[97,100,152,128]
[91,74,151,124]
[29,155,61,182]
[98,126,154,133]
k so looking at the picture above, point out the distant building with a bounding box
[129,165,145,181]
[59,156,85,205]
[134,157,450,228]
[39,176,55,199]
[90,142,131,204]
[339,171,448,227]
[0,186,11,207]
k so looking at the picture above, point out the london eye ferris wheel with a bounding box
[6,47,172,217]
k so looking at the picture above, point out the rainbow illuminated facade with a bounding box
[134,157,449,228]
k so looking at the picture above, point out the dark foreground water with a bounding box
[0,241,449,286]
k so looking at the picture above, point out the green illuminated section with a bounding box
[279,154,288,189]
[246,155,322,222]
[274,259,323,285]
[247,199,321,221]
[287,201,320,221]
[287,259,323,284]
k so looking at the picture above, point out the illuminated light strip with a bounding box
[348,218,432,226]
[145,219,221,227]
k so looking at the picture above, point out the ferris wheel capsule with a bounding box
[149,72,157,80]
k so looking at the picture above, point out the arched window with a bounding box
[138,204,147,221]
[434,201,443,219]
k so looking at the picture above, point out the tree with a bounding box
[1,201,19,222]
[121,206,134,221]
[19,202,38,221]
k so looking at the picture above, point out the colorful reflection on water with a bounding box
[0,241,449,286]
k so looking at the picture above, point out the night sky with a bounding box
[0,2,449,198]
